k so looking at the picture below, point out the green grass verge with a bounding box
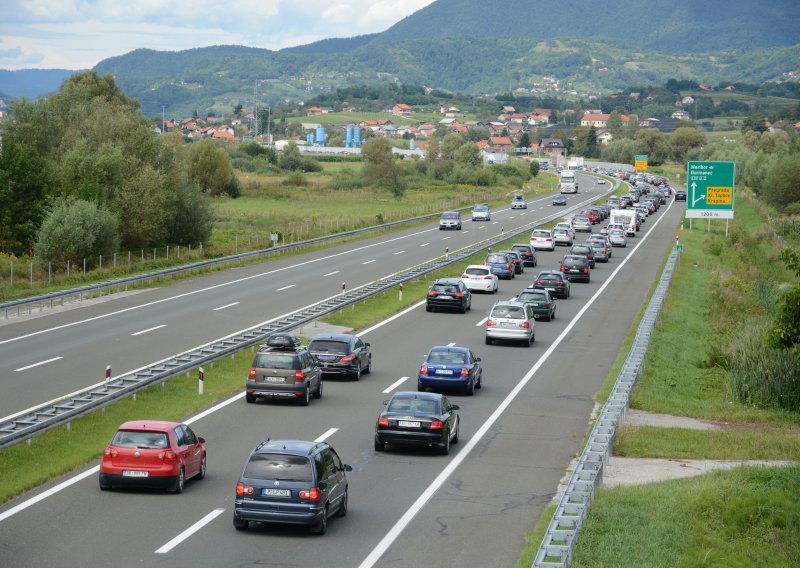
[569,465,800,568]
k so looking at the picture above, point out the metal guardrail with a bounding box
[0,205,483,319]
[533,249,680,567]
[0,188,616,450]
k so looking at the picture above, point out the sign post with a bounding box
[634,154,648,172]
[685,161,735,221]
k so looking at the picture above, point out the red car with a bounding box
[581,209,601,224]
[99,420,206,493]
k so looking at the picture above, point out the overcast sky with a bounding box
[0,0,436,71]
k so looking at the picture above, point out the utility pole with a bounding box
[267,104,271,145]
[161,105,165,135]
[253,81,260,142]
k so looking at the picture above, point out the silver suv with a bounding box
[245,333,323,406]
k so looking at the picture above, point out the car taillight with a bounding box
[454,292,463,298]
[506,263,511,270]
[420,364,429,375]
[487,319,496,327]
[520,321,530,329]
[295,369,305,382]
[299,487,321,501]
[104,447,117,458]
[236,482,254,497]
[560,266,565,272]
[340,354,356,363]
[378,417,389,427]
[460,367,469,377]
[462,274,469,279]
[158,450,176,462]
[584,268,589,273]
[483,275,493,280]
[429,420,444,430]
[542,302,549,308]
[546,238,552,241]
[427,290,437,297]
[248,368,256,379]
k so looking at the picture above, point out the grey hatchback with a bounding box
[246,333,323,406]
[233,439,352,535]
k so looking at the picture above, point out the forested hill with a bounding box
[378,0,800,54]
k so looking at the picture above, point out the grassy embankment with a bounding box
[0,169,560,504]
[518,191,800,567]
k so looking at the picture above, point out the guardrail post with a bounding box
[105,365,111,381]
[198,367,204,395]
[399,283,403,301]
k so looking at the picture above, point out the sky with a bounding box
[0,0,436,71]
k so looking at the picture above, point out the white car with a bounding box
[553,222,575,239]
[461,265,498,293]
[552,228,574,246]
[511,195,527,209]
[471,204,491,221]
[596,178,607,184]
[608,228,627,247]
[530,229,555,251]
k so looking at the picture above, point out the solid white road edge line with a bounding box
[213,302,240,311]
[13,357,63,372]
[315,428,339,443]
[357,199,675,568]
[154,508,226,554]
[382,377,410,394]
[130,324,166,336]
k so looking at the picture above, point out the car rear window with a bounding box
[538,273,560,281]
[572,246,591,254]
[532,231,550,238]
[427,350,467,364]
[244,453,313,482]
[518,292,546,302]
[253,353,299,369]
[465,267,489,276]
[511,245,529,252]
[563,257,585,267]
[491,305,525,319]
[486,254,507,263]
[308,340,349,354]
[433,283,460,293]
[388,397,439,414]
[112,430,169,449]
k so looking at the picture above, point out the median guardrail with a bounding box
[533,248,680,567]
[0,186,618,450]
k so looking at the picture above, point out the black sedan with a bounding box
[426,278,472,313]
[675,190,687,201]
[308,333,372,380]
[374,391,460,455]
[553,195,567,206]
[532,271,571,299]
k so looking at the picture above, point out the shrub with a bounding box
[34,197,119,266]
[285,171,308,186]
[232,157,257,172]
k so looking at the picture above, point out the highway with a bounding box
[0,176,684,567]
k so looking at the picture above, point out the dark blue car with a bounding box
[485,252,514,280]
[418,345,482,396]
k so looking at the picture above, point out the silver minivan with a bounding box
[439,211,462,230]
[485,300,535,347]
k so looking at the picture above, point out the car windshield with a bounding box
[427,350,467,364]
[473,206,488,212]
[388,397,439,414]
[243,454,313,482]
[112,430,169,449]
[308,340,349,354]
[254,353,299,369]
[486,254,507,263]
[490,305,525,319]
[442,212,459,219]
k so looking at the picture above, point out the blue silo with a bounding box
[315,127,326,146]
[353,127,361,147]
[345,126,353,148]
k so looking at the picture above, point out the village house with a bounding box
[306,107,323,116]
[540,138,565,157]
[488,136,514,152]
[392,103,412,117]
[597,129,613,145]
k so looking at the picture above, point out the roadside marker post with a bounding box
[198,367,204,395]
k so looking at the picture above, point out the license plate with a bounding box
[531,303,540,307]
[570,269,580,273]
[262,488,291,497]
[122,470,148,478]
[546,288,555,292]
[437,369,453,375]
[265,376,283,382]
[398,421,421,428]
[500,322,516,328]
[438,295,451,299]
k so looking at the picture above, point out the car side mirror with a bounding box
[365,343,370,348]
[476,357,481,362]
[343,464,353,472]
[318,481,328,490]
[451,404,460,411]
[197,437,206,444]
[383,400,388,405]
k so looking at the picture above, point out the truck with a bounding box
[567,157,584,170]
[608,209,637,237]
[559,170,578,194]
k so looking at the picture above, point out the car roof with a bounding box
[511,243,531,248]
[492,300,527,308]
[465,264,490,270]
[310,333,354,342]
[391,390,443,402]
[253,439,326,456]
[118,420,181,432]
[433,278,462,284]
[427,345,470,355]
[537,270,562,276]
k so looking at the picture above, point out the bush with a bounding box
[475,167,497,186]
[34,197,119,266]
[446,163,476,185]
[285,172,308,186]
[232,157,257,172]
[302,157,323,173]
[168,184,214,245]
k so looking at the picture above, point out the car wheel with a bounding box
[492,284,497,294]
[353,362,361,381]
[365,355,372,374]
[245,392,256,404]
[233,514,249,531]
[313,379,323,399]
[337,487,348,517]
[426,305,433,312]
[197,454,207,480]
[439,430,451,455]
[301,385,311,406]
[452,423,460,444]
[460,301,466,314]
[545,313,552,322]
[374,436,386,451]
[485,337,492,345]
[467,298,472,311]
[465,378,475,396]
[172,467,185,494]
[310,505,328,535]
[99,480,111,491]
[417,382,426,392]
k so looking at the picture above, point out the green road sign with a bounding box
[686,161,735,219]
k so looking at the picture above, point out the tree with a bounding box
[741,113,768,134]
[529,161,540,177]
[763,153,800,210]
[607,111,624,137]
[669,126,707,163]
[168,183,215,246]
[587,126,598,158]
[0,141,51,254]
[361,138,404,196]
[518,132,531,149]
[455,143,481,167]
[278,142,305,172]
[634,129,669,166]
[34,197,119,265]
[114,164,174,247]
[188,139,238,197]
[768,248,800,349]
[440,133,464,161]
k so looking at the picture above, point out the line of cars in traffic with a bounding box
[96,179,672,537]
